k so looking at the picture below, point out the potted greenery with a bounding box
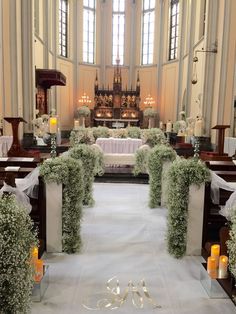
[143,108,157,128]
[77,106,91,127]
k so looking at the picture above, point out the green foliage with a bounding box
[90,144,105,176]
[112,128,128,138]
[68,144,98,206]
[70,127,95,146]
[148,145,177,208]
[166,158,210,258]
[141,128,167,147]
[40,157,84,253]
[126,127,141,138]
[77,105,91,117]
[133,145,151,176]
[0,195,37,313]
[227,209,236,280]
[92,126,110,140]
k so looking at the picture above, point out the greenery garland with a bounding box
[148,145,177,208]
[141,128,167,147]
[68,144,99,206]
[166,158,210,258]
[40,156,84,253]
[133,145,151,176]
[0,195,37,313]
[227,209,236,281]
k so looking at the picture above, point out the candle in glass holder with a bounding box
[31,246,38,263]
[211,244,220,267]
[166,121,172,132]
[49,117,57,134]
[218,255,228,278]
[207,256,217,279]
[74,120,79,130]
[34,259,44,282]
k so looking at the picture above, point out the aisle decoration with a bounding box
[133,145,151,175]
[70,127,95,146]
[40,157,84,253]
[68,144,100,206]
[141,128,167,147]
[0,195,37,313]
[148,145,177,208]
[227,208,236,281]
[167,158,210,258]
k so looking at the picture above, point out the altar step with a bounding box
[95,167,149,184]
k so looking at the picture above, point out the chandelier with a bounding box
[78,93,92,106]
[144,94,155,108]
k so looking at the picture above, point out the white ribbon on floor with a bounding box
[82,276,162,310]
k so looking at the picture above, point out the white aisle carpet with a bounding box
[31,183,236,314]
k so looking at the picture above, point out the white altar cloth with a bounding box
[96,137,142,154]
[224,137,236,156]
[0,136,13,157]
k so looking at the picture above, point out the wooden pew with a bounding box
[0,162,46,258]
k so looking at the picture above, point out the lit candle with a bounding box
[211,244,220,267]
[34,259,44,282]
[49,117,57,134]
[194,119,202,136]
[31,246,38,263]
[207,256,217,279]
[218,255,228,278]
[166,121,172,133]
[74,120,80,130]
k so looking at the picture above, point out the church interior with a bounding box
[0,0,236,313]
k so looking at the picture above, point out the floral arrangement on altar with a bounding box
[68,144,102,206]
[173,111,187,135]
[92,126,110,140]
[77,105,91,118]
[227,208,236,281]
[0,194,37,313]
[70,127,95,146]
[112,128,128,138]
[40,157,84,253]
[126,126,141,139]
[148,145,177,208]
[141,128,167,147]
[32,113,49,137]
[143,107,157,118]
[166,158,210,258]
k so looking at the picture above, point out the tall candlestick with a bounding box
[49,117,57,134]
[207,256,217,279]
[211,244,220,267]
[218,255,228,278]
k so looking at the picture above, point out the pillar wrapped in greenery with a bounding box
[0,195,37,313]
[227,209,236,281]
[40,156,84,253]
[69,144,102,206]
[148,144,177,208]
[166,158,210,258]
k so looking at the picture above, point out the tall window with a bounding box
[83,0,96,64]
[112,0,125,65]
[169,0,179,61]
[142,0,155,65]
[59,0,68,58]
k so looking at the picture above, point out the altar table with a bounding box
[96,138,142,154]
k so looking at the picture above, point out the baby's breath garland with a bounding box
[141,128,167,147]
[227,209,236,281]
[68,144,100,206]
[40,156,84,253]
[167,158,210,258]
[148,145,177,208]
[133,145,151,176]
[0,195,37,313]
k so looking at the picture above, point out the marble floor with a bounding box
[31,183,236,314]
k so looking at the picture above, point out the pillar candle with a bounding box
[218,255,228,278]
[211,244,220,267]
[207,256,217,279]
[49,117,57,134]
[74,120,80,130]
[34,259,44,282]
[31,246,38,263]
[166,121,172,133]
[194,119,202,137]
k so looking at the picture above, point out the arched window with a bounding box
[112,0,125,65]
[83,0,96,64]
[169,0,179,60]
[142,0,155,65]
[59,0,68,58]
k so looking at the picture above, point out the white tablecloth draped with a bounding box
[224,137,236,156]
[0,136,13,157]
[96,138,142,154]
